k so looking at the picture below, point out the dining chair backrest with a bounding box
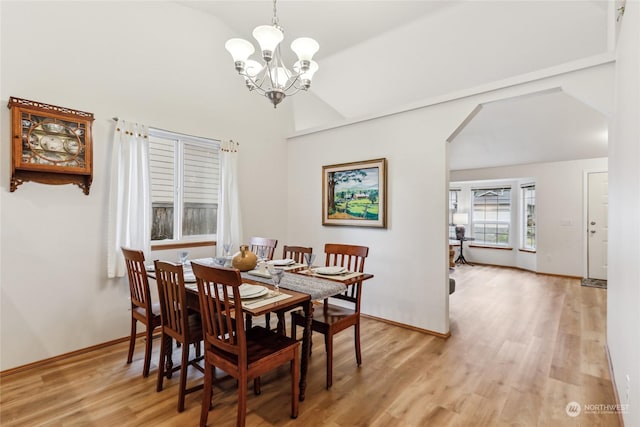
[192,263,246,364]
[122,247,152,313]
[154,261,190,340]
[324,243,369,309]
[249,237,278,260]
[121,247,162,377]
[282,245,312,264]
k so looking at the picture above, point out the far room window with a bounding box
[471,187,511,246]
[521,184,536,250]
[149,129,220,242]
[449,189,460,239]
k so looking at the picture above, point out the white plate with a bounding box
[241,287,269,299]
[270,258,295,266]
[238,283,267,298]
[314,266,348,275]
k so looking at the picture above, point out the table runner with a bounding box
[181,258,347,300]
[240,271,346,300]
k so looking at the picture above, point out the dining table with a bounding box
[147,257,374,401]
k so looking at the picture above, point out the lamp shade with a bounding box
[291,37,319,62]
[252,25,284,54]
[453,213,468,225]
[294,60,319,81]
[244,59,263,77]
[224,38,255,62]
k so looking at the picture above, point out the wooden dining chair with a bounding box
[290,243,369,389]
[271,245,314,333]
[154,261,204,412]
[247,236,278,329]
[282,245,313,264]
[248,236,278,261]
[122,247,162,378]
[192,262,300,427]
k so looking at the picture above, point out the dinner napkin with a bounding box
[314,266,348,275]
[269,258,296,266]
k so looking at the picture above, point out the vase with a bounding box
[232,245,257,272]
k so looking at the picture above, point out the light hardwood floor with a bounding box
[0,265,620,426]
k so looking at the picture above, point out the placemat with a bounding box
[308,270,362,281]
[242,292,292,309]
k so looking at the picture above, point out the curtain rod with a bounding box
[111,117,226,144]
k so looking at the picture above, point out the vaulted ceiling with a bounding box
[179,0,613,170]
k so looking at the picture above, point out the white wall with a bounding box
[451,157,608,277]
[607,1,640,426]
[287,64,612,335]
[287,107,455,334]
[0,1,292,371]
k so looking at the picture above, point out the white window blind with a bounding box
[149,129,220,242]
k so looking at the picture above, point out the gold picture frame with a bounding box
[322,158,387,228]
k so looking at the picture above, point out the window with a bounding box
[521,184,536,250]
[149,129,220,242]
[471,187,511,246]
[449,189,460,239]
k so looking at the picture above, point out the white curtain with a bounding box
[216,140,243,257]
[107,119,151,278]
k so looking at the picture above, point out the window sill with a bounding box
[518,248,537,253]
[151,240,216,251]
[469,244,513,251]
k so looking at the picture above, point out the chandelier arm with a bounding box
[238,71,269,95]
[284,86,305,97]
[281,77,303,94]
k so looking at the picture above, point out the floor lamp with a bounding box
[453,213,471,264]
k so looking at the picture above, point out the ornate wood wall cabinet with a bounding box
[8,97,94,194]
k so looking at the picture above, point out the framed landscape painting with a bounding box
[322,158,387,228]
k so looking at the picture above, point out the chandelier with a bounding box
[224,0,319,108]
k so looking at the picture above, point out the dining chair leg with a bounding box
[127,318,137,364]
[325,333,333,389]
[253,377,261,395]
[177,343,190,412]
[143,326,154,377]
[355,320,362,366]
[156,334,168,392]
[291,349,300,418]
[237,379,248,427]
[200,362,213,427]
[290,316,296,340]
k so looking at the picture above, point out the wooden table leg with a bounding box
[299,300,313,401]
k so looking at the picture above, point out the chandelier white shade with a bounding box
[224,0,319,108]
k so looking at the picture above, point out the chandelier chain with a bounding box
[272,0,279,26]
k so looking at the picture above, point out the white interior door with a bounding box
[587,172,608,280]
